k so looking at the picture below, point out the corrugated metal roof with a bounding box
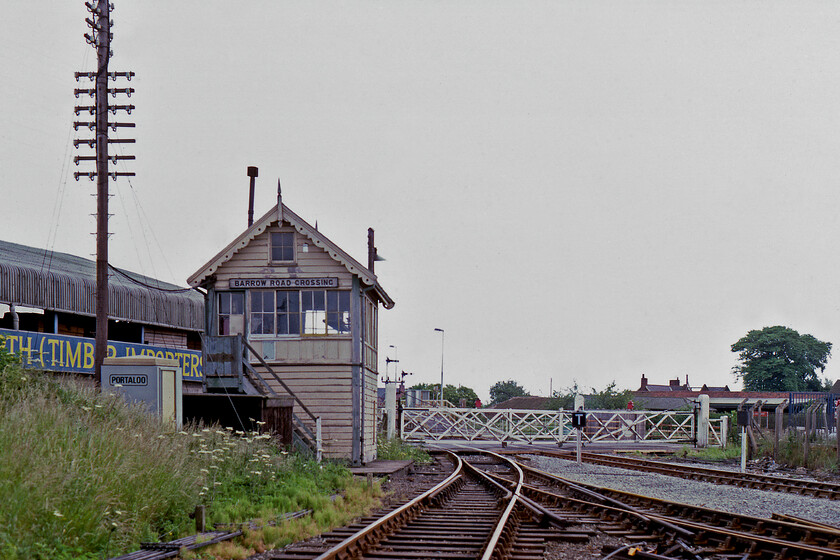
[0,240,204,331]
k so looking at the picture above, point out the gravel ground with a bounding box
[529,455,840,527]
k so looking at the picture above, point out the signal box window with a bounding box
[250,291,275,334]
[248,289,350,336]
[218,292,244,335]
[270,232,295,262]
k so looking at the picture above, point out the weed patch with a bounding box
[0,348,375,559]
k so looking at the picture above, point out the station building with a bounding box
[187,186,394,464]
[0,239,204,386]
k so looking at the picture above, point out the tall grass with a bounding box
[376,437,432,463]
[0,349,376,559]
[772,430,838,473]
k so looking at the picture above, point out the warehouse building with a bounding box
[0,239,204,386]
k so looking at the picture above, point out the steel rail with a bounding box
[456,446,579,559]
[514,459,840,559]
[311,450,466,560]
[462,452,522,560]
[479,465,694,544]
[644,512,840,559]
[544,449,840,499]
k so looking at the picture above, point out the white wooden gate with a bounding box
[401,408,712,445]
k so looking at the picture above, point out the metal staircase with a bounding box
[202,334,322,460]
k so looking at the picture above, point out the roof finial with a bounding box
[276,178,284,225]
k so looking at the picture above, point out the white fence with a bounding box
[401,407,725,446]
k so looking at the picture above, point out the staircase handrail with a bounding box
[240,337,319,424]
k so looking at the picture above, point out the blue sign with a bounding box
[0,328,203,381]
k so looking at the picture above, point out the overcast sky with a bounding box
[3,1,840,400]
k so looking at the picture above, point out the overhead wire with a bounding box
[43,46,93,273]
[107,264,194,294]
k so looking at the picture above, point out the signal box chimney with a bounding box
[247,166,259,227]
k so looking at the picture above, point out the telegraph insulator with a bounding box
[107,105,135,114]
[74,171,96,181]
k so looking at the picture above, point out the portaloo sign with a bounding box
[0,328,203,381]
[229,277,339,289]
[109,374,148,386]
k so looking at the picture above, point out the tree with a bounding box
[408,383,480,407]
[545,381,578,410]
[545,381,632,410]
[731,326,832,392]
[589,381,633,409]
[447,385,479,407]
[489,380,529,405]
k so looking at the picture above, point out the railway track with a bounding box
[271,449,840,559]
[269,451,599,560]
[487,454,840,559]
[537,450,840,500]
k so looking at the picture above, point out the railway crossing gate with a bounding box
[401,407,727,447]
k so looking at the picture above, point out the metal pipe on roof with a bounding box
[247,166,258,227]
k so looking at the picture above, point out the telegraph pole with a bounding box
[94,0,110,389]
[74,0,135,386]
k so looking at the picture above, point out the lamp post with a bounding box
[434,328,444,407]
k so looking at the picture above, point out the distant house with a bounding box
[636,374,695,392]
[632,374,793,411]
